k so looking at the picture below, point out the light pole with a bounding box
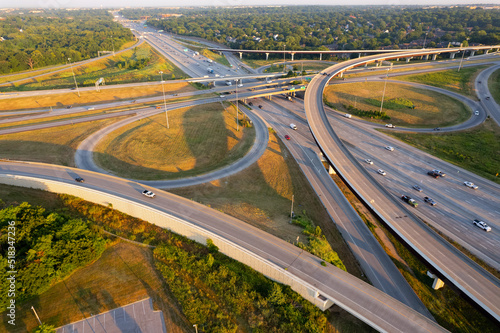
[283,44,286,73]
[193,324,198,333]
[68,58,80,97]
[422,32,428,49]
[458,38,469,72]
[379,68,390,114]
[159,71,169,129]
[111,35,115,56]
[235,79,239,131]
[31,306,42,325]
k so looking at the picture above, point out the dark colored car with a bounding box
[424,197,437,206]
[258,105,263,109]
[75,177,84,183]
[66,105,73,109]
[248,102,253,106]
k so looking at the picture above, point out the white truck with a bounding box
[290,123,297,130]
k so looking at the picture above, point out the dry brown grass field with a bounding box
[94,102,255,180]
[0,117,129,166]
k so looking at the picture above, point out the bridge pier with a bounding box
[470,50,475,57]
[265,52,269,60]
[395,58,399,62]
[291,53,295,61]
[485,49,489,54]
[329,165,336,175]
[449,52,456,59]
[432,54,438,60]
[319,53,322,61]
[339,71,344,77]
[424,54,429,60]
[239,52,243,59]
[427,271,445,290]
[405,57,412,63]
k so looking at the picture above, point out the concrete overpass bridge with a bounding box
[211,45,500,61]
[304,47,500,324]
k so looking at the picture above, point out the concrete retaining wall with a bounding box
[0,175,333,311]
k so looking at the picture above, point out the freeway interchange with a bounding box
[2,18,500,332]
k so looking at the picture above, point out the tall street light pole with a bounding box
[235,79,239,131]
[423,32,428,49]
[68,58,80,97]
[159,71,169,128]
[379,68,390,114]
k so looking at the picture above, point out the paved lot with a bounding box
[56,298,166,333]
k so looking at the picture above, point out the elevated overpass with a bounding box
[304,47,500,323]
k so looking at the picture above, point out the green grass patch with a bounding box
[386,118,500,184]
[324,81,470,127]
[489,67,500,104]
[394,65,488,99]
[200,48,231,67]
[94,102,255,180]
[0,43,187,92]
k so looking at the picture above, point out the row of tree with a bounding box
[119,6,500,51]
[0,10,134,74]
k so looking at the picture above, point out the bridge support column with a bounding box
[470,50,475,57]
[405,57,412,63]
[364,63,368,67]
[432,54,438,61]
[485,49,489,54]
[319,53,322,61]
[427,271,445,290]
[395,58,399,61]
[339,71,343,77]
[291,53,295,61]
[329,165,336,175]
[239,52,243,59]
[314,291,335,311]
[265,52,269,60]
[449,52,456,59]
[424,55,429,60]
[319,152,327,162]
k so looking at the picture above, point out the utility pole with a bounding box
[31,306,42,325]
[193,324,198,333]
[379,68,389,114]
[159,71,169,128]
[290,194,294,223]
[111,35,115,56]
[235,79,239,131]
[68,58,80,97]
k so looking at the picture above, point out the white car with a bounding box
[474,110,480,116]
[464,181,478,190]
[142,190,156,198]
[473,219,491,232]
[377,169,386,176]
[344,113,352,118]
[385,146,394,151]
[385,124,395,128]
[364,159,373,165]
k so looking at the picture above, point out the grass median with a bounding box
[385,118,500,184]
[0,81,195,112]
[94,102,255,180]
[324,81,470,127]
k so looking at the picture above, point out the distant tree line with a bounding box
[0,202,107,308]
[120,6,499,54]
[0,9,134,74]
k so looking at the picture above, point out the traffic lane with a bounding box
[477,64,500,126]
[306,67,500,320]
[0,160,446,332]
[327,108,500,267]
[255,98,432,315]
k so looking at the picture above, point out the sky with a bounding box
[1,0,498,9]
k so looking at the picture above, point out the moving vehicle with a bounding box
[413,185,423,192]
[427,170,440,178]
[207,67,214,74]
[432,170,446,177]
[344,113,352,118]
[401,195,418,207]
[377,169,386,176]
[75,177,84,183]
[475,110,480,116]
[87,107,95,111]
[66,105,73,109]
[290,123,297,130]
[385,124,395,128]
[385,146,394,151]
[142,190,156,198]
[464,181,478,190]
[473,219,491,232]
[424,197,437,206]
[364,159,373,165]
[284,135,290,140]
[225,80,232,86]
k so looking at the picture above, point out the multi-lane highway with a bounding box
[304,50,500,322]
